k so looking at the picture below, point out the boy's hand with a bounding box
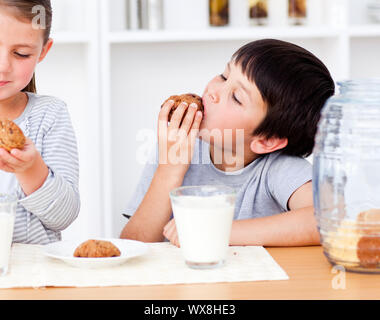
[0,137,38,173]
[163,218,180,247]
[157,100,203,178]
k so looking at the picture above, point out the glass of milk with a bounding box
[0,194,17,276]
[169,185,236,269]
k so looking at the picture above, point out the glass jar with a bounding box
[209,0,229,26]
[313,79,380,273]
[288,0,307,25]
[136,0,164,30]
[249,0,268,26]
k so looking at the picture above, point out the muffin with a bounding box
[162,93,204,122]
[0,119,26,152]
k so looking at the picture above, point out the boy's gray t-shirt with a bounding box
[125,139,312,220]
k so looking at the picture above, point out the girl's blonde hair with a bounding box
[0,0,52,93]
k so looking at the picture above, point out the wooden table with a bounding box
[1,245,380,300]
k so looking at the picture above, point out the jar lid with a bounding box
[338,79,380,96]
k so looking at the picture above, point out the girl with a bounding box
[0,0,80,244]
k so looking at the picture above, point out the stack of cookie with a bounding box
[323,209,380,270]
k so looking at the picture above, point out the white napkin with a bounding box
[0,243,288,288]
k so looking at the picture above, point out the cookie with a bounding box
[0,119,26,152]
[357,236,380,268]
[356,209,380,268]
[73,239,121,258]
[357,209,380,235]
[162,93,204,122]
[323,220,361,267]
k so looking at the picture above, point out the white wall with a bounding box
[350,38,380,78]
[35,43,103,240]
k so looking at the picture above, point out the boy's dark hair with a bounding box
[232,39,335,158]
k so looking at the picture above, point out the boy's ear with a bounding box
[250,135,288,155]
[38,38,53,63]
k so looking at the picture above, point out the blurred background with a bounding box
[34,0,380,240]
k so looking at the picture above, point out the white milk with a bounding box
[0,213,15,272]
[172,195,234,264]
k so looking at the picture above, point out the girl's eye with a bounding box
[15,52,30,58]
[233,93,241,105]
[220,74,227,81]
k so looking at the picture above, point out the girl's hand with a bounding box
[0,137,49,196]
[163,218,180,247]
[0,137,38,173]
[157,100,203,178]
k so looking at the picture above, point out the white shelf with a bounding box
[108,26,342,43]
[51,25,380,45]
[348,24,380,37]
[51,32,92,44]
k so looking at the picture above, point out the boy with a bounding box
[120,39,335,247]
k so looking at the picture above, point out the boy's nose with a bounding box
[208,91,219,104]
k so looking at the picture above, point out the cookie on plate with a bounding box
[74,239,121,258]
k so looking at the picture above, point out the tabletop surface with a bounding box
[1,245,380,300]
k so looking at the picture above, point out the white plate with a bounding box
[43,238,149,269]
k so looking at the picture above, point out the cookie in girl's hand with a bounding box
[162,93,204,122]
[0,119,26,152]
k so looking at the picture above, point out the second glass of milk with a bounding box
[0,194,17,277]
[170,185,236,269]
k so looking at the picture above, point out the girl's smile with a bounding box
[0,81,11,87]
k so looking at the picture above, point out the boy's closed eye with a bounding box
[219,74,242,105]
[232,93,242,105]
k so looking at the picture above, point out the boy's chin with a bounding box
[197,133,222,149]
[198,123,225,147]
[199,120,215,133]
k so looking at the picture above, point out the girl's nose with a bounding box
[0,55,11,73]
